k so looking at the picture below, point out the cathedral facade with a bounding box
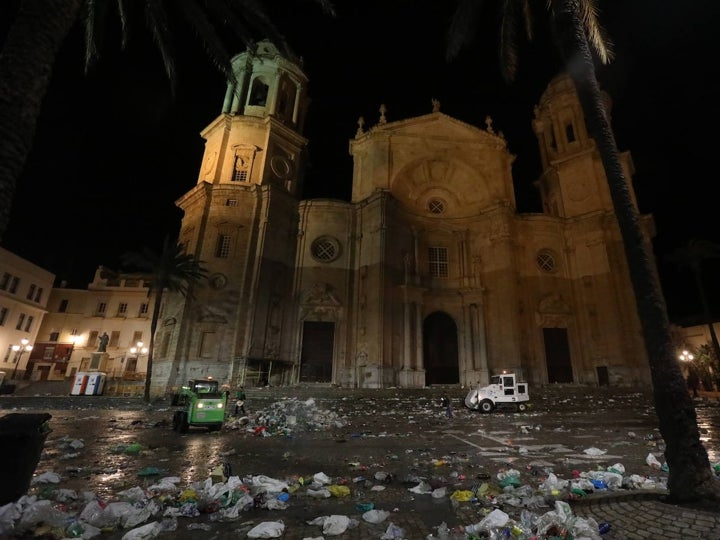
[151,41,654,394]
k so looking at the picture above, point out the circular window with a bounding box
[209,273,228,289]
[536,250,557,273]
[311,236,341,262]
[270,155,292,178]
[427,198,446,214]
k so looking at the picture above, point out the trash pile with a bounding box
[0,464,620,540]
[226,398,348,436]
[0,437,680,540]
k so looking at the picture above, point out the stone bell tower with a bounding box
[531,73,638,219]
[154,40,310,392]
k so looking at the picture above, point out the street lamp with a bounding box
[10,338,32,380]
[128,341,149,379]
[678,350,694,362]
[129,341,148,357]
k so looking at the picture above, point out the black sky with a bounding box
[2,0,720,324]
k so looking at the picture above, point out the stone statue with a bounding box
[98,332,109,352]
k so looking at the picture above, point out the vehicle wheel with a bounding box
[177,412,189,433]
[171,394,180,406]
[208,424,222,432]
[517,402,528,412]
[172,411,180,432]
[479,400,494,413]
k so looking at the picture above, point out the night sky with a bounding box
[2,0,720,324]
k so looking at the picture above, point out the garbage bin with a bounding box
[0,413,52,505]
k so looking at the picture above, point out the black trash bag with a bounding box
[0,413,52,505]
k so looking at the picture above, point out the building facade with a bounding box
[152,40,654,395]
[28,266,152,385]
[0,246,54,380]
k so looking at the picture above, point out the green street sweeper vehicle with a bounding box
[171,377,227,433]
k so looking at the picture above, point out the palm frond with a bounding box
[143,0,178,95]
[578,0,613,64]
[227,0,291,57]
[117,0,130,49]
[520,0,533,41]
[446,0,486,61]
[121,236,208,301]
[83,0,100,72]
[498,0,520,82]
[176,1,235,84]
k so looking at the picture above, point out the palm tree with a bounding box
[446,0,720,502]
[667,238,720,367]
[121,237,208,402]
[0,0,335,242]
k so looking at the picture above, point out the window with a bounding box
[27,284,36,300]
[96,302,107,316]
[117,303,128,316]
[536,250,557,273]
[0,307,7,326]
[428,198,445,214]
[232,154,250,182]
[43,347,54,360]
[139,303,149,316]
[215,234,231,258]
[34,287,43,303]
[249,79,269,106]
[109,331,120,348]
[132,331,143,344]
[428,247,448,278]
[59,299,68,313]
[16,313,25,330]
[310,236,341,262]
[24,315,33,332]
[160,333,171,357]
[49,332,59,342]
[9,277,19,294]
[565,123,576,142]
[0,273,9,290]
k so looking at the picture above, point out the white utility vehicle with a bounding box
[464,372,529,413]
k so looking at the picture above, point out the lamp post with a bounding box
[679,350,694,363]
[10,338,32,380]
[129,341,148,377]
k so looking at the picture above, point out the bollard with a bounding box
[0,412,52,505]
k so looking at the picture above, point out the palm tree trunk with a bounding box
[0,0,83,241]
[145,291,163,403]
[552,0,720,502]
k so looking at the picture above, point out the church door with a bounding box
[423,312,459,385]
[543,327,574,383]
[300,321,334,382]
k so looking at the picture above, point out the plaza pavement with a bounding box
[4,380,720,539]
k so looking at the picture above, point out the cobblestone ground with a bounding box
[1,384,720,539]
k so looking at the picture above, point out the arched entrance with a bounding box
[423,312,459,385]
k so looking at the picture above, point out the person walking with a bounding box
[234,386,246,416]
[440,396,453,419]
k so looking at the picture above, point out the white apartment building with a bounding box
[28,266,152,383]
[0,246,54,381]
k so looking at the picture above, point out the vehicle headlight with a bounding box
[217,403,224,409]
[197,402,204,408]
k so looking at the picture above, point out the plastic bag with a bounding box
[449,490,474,502]
[363,509,390,523]
[381,522,406,539]
[247,520,285,538]
[327,485,350,497]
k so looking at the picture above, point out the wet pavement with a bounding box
[1,383,720,539]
